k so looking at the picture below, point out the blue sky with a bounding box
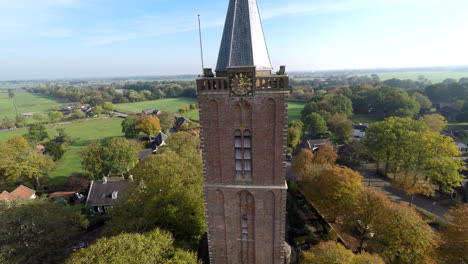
[1,0,467,80]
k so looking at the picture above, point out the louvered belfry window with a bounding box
[235,129,252,181]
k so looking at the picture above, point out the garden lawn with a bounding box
[0,118,124,184]
[114,97,198,115]
[288,102,306,121]
[0,92,67,119]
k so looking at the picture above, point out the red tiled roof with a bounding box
[10,185,35,198]
[49,191,76,199]
[0,191,16,201]
[36,145,45,150]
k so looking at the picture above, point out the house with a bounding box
[0,191,17,201]
[456,142,468,153]
[85,178,130,213]
[174,117,191,130]
[149,132,168,151]
[142,109,161,116]
[353,123,369,140]
[0,185,36,202]
[302,138,333,152]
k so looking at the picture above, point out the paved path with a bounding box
[355,163,450,218]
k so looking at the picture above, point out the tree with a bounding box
[413,92,432,110]
[303,165,362,221]
[137,115,161,139]
[55,127,72,145]
[158,111,175,133]
[301,102,320,123]
[81,141,104,179]
[91,105,103,116]
[292,149,314,181]
[24,124,49,144]
[313,143,338,165]
[331,94,353,117]
[106,134,205,248]
[287,120,303,149]
[302,241,384,264]
[15,114,26,127]
[367,203,437,264]
[43,141,64,161]
[6,135,29,151]
[304,113,327,136]
[102,102,114,113]
[8,89,14,98]
[362,117,428,175]
[1,117,15,128]
[48,110,64,122]
[439,205,468,263]
[32,113,47,123]
[328,114,353,143]
[420,114,447,132]
[102,137,138,177]
[70,109,85,119]
[66,228,199,264]
[0,198,88,264]
[121,116,139,138]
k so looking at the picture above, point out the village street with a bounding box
[355,163,452,218]
[286,162,453,218]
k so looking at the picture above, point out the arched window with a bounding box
[235,130,252,181]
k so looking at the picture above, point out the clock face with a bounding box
[231,73,253,96]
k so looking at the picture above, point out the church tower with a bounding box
[197,0,289,263]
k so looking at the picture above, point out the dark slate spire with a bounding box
[215,0,272,73]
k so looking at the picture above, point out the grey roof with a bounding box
[86,180,130,207]
[138,149,154,160]
[215,0,272,72]
[152,132,168,148]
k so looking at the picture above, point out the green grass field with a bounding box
[0,92,67,120]
[114,97,198,114]
[288,102,305,121]
[357,71,468,83]
[0,118,124,184]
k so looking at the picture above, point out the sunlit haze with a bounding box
[1,0,467,80]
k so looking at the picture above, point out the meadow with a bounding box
[357,71,468,83]
[0,118,124,184]
[0,92,67,120]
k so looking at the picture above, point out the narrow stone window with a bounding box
[235,129,252,181]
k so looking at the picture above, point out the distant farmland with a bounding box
[0,92,67,119]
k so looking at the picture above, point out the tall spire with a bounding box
[215,0,272,73]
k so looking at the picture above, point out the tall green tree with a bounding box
[287,120,303,148]
[48,110,64,122]
[121,116,139,138]
[304,113,327,136]
[328,113,353,143]
[103,137,138,177]
[81,141,104,179]
[106,133,205,248]
[0,199,88,264]
[66,228,200,264]
[24,124,49,144]
[301,101,320,123]
[158,111,175,133]
[331,94,353,117]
